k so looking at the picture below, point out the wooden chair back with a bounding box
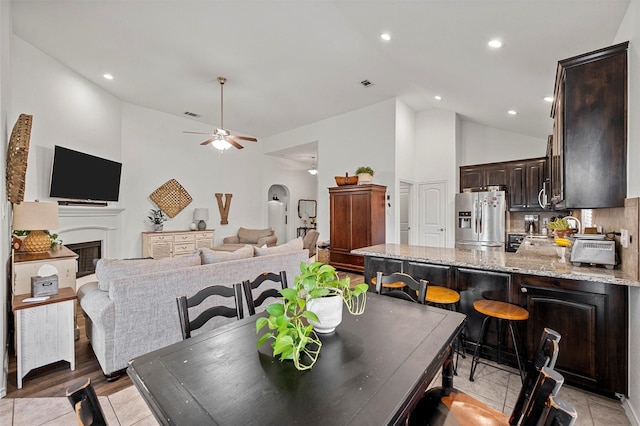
[65,378,106,426]
[509,328,561,424]
[375,271,427,304]
[176,282,244,339]
[242,271,288,316]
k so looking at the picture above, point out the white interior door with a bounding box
[400,182,411,244]
[418,181,447,247]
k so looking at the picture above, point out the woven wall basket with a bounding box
[6,114,33,204]
[149,179,193,218]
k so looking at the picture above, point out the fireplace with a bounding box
[66,240,101,278]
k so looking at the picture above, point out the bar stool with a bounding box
[470,299,529,383]
[371,276,407,291]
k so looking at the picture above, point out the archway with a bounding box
[268,184,290,245]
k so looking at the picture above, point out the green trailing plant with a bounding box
[256,261,368,370]
[147,209,167,225]
[355,166,375,176]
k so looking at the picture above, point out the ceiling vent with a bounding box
[184,111,201,118]
[360,80,374,88]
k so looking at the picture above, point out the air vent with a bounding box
[184,111,201,118]
[360,80,374,88]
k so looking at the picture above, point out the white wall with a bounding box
[614,0,640,422]
[262,99,397,244]
[415,109,459,247]
[459,120,548,165]
[0,0,12,399]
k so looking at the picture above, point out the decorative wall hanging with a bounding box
[215,193,233,225]
[149,179,193,218]
[6,114,33,203]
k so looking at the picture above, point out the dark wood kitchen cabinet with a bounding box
[460,163,508,192]
[329,184,386,272]
[513,274,627,397]
[509,158,547,211]
[551,42,628,209]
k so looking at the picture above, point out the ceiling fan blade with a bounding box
[232,135,258,142]
[200,137,216,146]
[184,131,212,135]
[227,137,245,149]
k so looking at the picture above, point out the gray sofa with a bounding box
[77,248,309,377]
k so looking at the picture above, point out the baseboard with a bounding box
[623,398,640,426]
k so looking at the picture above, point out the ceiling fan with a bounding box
[184,77,257,150]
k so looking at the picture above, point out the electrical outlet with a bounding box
[621,229,629,248]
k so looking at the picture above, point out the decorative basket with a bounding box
[149,179,193,218]
[335,174,358,186]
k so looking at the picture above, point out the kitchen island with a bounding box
[352,243,633,398]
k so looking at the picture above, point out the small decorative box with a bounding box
[31,275,59,297]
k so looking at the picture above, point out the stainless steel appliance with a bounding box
[455,191,506,251]
[506,233,525,253]
[570,234,616,269]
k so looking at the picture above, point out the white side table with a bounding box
[12,287,76,389]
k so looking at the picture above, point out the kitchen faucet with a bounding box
[562,216,581,234]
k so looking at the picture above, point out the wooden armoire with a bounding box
[329,184,386,272]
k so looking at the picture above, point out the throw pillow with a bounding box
[254,237,303,256]
[200,244,254,264]
[238,227,274,244]
[95,252,201,291]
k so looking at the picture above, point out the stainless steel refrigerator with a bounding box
[455,191,506,251]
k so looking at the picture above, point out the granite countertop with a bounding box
[351,243,639,287]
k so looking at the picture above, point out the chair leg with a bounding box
[508,321,526,383]
[470,316,491,382]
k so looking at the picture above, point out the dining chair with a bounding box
[176,282,244,339]
[375,271,427,304]
[242,271,288,316]
[408,328,561,426]
[65,377,107,426]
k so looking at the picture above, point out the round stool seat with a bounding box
[425,286,460,305]
[371,277,407,289]
[473,300,529,321]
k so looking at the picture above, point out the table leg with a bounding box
[441,344,454,389]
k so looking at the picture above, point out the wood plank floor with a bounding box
[6,271,365,398]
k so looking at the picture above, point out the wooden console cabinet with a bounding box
[329,184,386,272]
[142,230,215,259]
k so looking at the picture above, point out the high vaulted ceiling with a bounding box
[11,0,630,157]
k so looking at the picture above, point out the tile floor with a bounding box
[0,356,631,425]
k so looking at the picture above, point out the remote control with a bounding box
[22,296,51,303]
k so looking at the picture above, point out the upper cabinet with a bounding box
[460,157,547,211]
[551,42,628,209]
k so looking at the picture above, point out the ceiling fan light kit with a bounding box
[184,77,258,151]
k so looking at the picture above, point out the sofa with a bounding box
[217,227,277,251]
[77,246,309,377]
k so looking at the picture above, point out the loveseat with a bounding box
[77,246,309,377]
[220,227,277,250]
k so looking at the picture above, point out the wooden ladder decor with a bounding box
[215,193,232,225]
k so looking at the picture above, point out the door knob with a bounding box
[438,228,445,231]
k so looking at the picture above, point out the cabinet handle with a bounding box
[521,287,528,293]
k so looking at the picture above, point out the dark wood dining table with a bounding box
[127,293,466,425]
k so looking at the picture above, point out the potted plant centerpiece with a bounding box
[256,261,368,370]
[148,209,167,231]
[355,166,375,185]
[548,218,574,238]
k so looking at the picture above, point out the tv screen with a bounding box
[49,145,122,202]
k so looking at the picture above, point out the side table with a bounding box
[12,287,77,389]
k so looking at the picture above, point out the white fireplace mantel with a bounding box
[57,206,125,259]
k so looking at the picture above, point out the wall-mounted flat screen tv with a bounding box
[49,145,122,202]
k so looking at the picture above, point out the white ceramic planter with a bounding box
[357,173,373,185]
[307,295,343,333]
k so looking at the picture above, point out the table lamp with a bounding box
[193,208,209,230]
[12,201,60,252]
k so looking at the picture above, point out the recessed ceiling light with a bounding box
[103,73,114,80]
[508,110,517,115]
[488,39,503,48]
[434,95,442,101]
[380,33,391,41]
[544,96,554,102]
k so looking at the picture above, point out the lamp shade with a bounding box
[193,208,209,221]
[12,201,59,231]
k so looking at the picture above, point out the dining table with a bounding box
[127,292,466,425]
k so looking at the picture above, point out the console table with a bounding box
[12,246,78,295]
[142,230,215,259]
[13,287,77,388]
